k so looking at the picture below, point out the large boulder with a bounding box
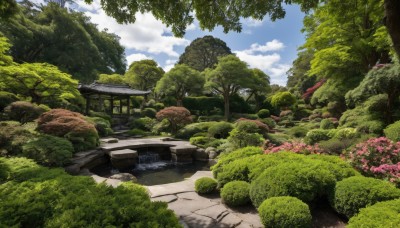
[109,149,138,170]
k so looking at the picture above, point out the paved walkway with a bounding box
[147,171,263,228]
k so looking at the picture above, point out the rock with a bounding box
[109,149,138,159]
[194,148,209,161]
[205,147,216,153]
[208,159,217,166]
[110,149,138,170]
[109,173,137,182]
[170,147,196,163]
[209,151,218,159]
[101,138,119,144]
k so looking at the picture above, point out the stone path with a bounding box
[148,171,263,228]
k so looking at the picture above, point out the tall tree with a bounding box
[246,68,271,111]
[0,34,13,66]
[178,36,231,72]
[0,2,126,82]
[155,64,204,106]
[204,55,253,120]
[125,59,164,92]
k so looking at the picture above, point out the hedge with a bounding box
[220,181,250,206]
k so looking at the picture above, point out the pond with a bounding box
[90,160,211,186]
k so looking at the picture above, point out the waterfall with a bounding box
[135,152,170,171]
[138,152,160,164]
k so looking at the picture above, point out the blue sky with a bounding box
[34,0,306,85]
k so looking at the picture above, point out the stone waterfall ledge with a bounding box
[65,149,107,175]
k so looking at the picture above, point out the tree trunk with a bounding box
[224,95,230,121]
[176,97,183,107]
[384,0,400,59]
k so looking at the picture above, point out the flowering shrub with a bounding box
[264,141,324,155]
[345,137,400,185]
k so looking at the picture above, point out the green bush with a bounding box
[189,136,209,148]
[194,177,217,194]
[141,107,157,118]
[175,122,215,139]
[0,157,181,227]
[287,126,308,138]
[260,117,276,129]
[129,117,157,132]
[258,196,312,228]
[220,181,250,206]
[86,116,113,137]
[22,135,73,167]
[320,119,335,129]
[384,120,400,142]
[208,122,233,139]
[0,91,19,111]
[198,115,225,122]
[331,176,400,218]
[211,146,263,178]
[257,109,270,118]
[250,161,336,207]
[0,121,37,156]
[4,101,46,124]
[347,198,400,228]
[266,133,291,145]
[304,129,331,145]
[332,127,359,139]
[128,128,146,136]
[318,138,355,155]
[227,121,264,149]
[89,111,112,122]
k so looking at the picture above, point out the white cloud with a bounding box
[78,0,189,58]
[243,18,265,27]
[126,53,152,66]
[163,59,177,72]
[244,39,285,54]
[234,40,290,86]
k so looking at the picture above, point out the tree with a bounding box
[204,55,253,120]
[271,91,297,110]
[98,73,126,85]
[0,0,18,20]
[125,59,164,92]
[155,64,204,106]
[178,36,232,71]
[345,64,400,124]
[156,106,192,134]
[246,68,271,111]
[0,3,126,82]
[0,34,12,66]
[0,62,80,105]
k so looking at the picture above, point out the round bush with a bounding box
[250,162,336,207]
[258,196,312,228]
[208,122,233,139]
[37,109,99,152]
[86,116,113,137]
[320,119,335,130]
[22,134,74,167]
[384,120,400,142]
[189,136,209,148]
[304,129,330,145]
[4,101,46,124]
[141,108,157,118]
[194,177,217,194]
[331,176,400,218]
[347,198,400,228]
[128,128,146,136]
[257,109,270,118]
[287,126,308,138]
[220,181,250,206]
[0,91,19,111]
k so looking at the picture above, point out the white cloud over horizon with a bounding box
[126,53,151,66]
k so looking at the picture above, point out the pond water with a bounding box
[91,160,211,186]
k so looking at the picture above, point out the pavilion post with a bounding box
[119,97,123,114]
[110,95,114,117]
[127,96,130,115]
[98,95,103,112]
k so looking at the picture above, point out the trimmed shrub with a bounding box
[331,176,400,218]
[22,134,73,167]
[129,117,157,131]
[141,107,157,118]
[128,128,146,136]
[227,121,264,150]
[344,137,400,185]
[156,106,192,134]
[220,181,250,206]
[0,91,18,111]
[304,129,331,145]
[194,177,217,194]
[347,198,400,228]
[208,122,233,139]
[0,121,37,156]
[0,157,181,227]
[235,118,269,135]
[332,127,359,139]
[320,119,335,129]
[384,120,400,142]
[287,126,308,138]
[175,122,215,139]
[250,162,336,207]
[318,138,355,155]
[258,196,312,228]
[189,136,209,148]
[4,101,46,124]
[264,141,324,155]
[257,109,270,118]
[211,146,263,178]
[266,133,290,146]
[260,117,276,129]
[86,116,113,137]
[88,111,112,122]
[37,109,99,152]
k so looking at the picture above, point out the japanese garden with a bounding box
[1,0,400,227]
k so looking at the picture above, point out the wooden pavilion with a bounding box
[78,82,151,117]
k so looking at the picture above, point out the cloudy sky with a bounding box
[36,0,306,85]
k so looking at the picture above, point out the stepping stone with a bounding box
[152,195,178,203]
[105,178,122,188]
[109,149,138,159]
[194,205,228,220]
[177,192,204,200]
[181,213,216,228]
[101,138,119,143]
[168,198,218,217]
[218,213,242,227]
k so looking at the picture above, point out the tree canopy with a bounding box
[155,64,204,106]
[204,55,253,120]
[0,2,126,83]
[125,59,164,92]
[178,35,232,72]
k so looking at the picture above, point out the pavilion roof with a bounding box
[78,82,151,96]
